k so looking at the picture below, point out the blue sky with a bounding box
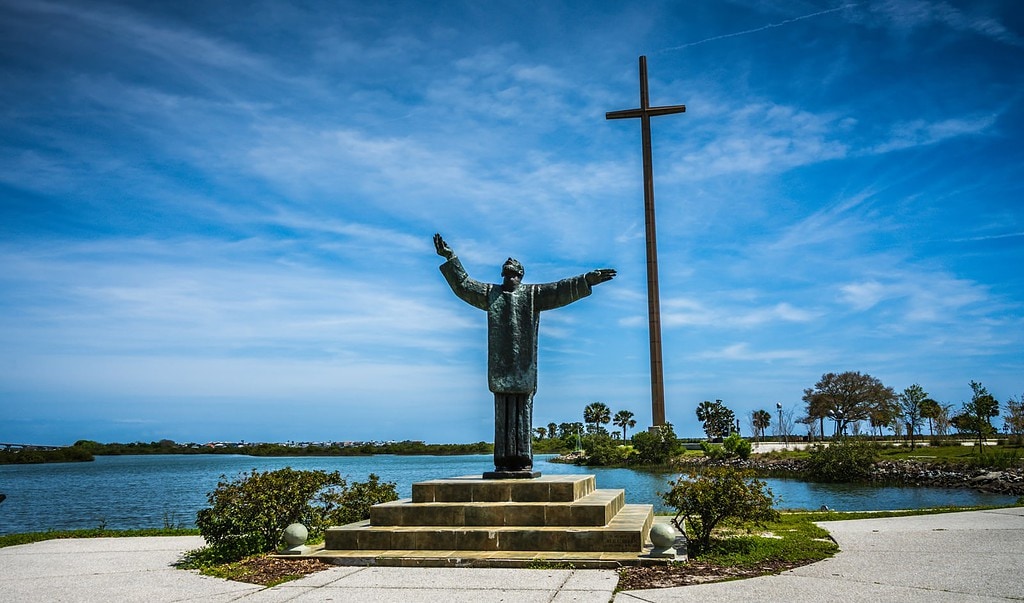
[1,0,1021,445]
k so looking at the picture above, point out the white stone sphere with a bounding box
[282,523,308,547]
[650,523,677,548]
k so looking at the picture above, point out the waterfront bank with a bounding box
[1,454,1018,535]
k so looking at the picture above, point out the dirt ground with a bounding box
[235,555,808,589]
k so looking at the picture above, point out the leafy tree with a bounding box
[583,402,611,435]
[613,409,637,441]
[962,381,1000,447]
[630,423,679,465]
[751,409,771,444]
[663,467,779,556]
[192,468,397,563]
[802,371,895,437]
[557,422,584,440]
[804,395,831,443]
[1004,394,1024,437]
[869,394,900,438]
[695,399,736,439]
[898,384,928,449]
[920,398,941,436]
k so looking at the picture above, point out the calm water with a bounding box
[0,454,1015,535]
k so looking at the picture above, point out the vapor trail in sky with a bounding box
[657,3,856,52]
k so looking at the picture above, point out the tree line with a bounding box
[65,439,493,457]
[692,371,1024,451]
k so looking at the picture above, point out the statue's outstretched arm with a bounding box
[433,233,455,260]
[585,268,616,286]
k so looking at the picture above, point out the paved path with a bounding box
[0,536,618,602]
[616,506,1024,602]
[1,507,1021,602]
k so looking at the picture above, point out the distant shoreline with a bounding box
[2,440,516,464]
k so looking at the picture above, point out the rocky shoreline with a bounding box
[676,457,1024,496]
[560,453,1024,497]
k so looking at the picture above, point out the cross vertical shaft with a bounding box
[606,56,685,427]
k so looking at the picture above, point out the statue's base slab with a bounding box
[482,470,541,479]
[321,474,656,564]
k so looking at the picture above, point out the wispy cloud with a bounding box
[868,115,998,154]
[619,296,819,329]
[862,0,1024,47]
[838,271,990,322]
[671,99,850,178]
[695,342,819,363]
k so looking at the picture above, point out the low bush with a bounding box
[805,439,878,482]
[629,423,680,466]
[580,434,629,466]
[699,433,752,461]
[662,466,779,556]
[975,448,1021,470]
[188,468,397,564]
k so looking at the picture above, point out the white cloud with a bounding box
[839,280,889,311]
[869,115,997,154]
[863,0,1024,47]
[838,271,990,322]
[674,99,850,178]
[695,342,817,363]
[624,296,819,329]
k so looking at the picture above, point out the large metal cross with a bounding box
[606,55,685,427]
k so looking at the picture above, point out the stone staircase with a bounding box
[323,474,654,558]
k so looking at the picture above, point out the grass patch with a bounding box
[0,527,199,549]
[699,513,837,568]
[876,444,1022,463]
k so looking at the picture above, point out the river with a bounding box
[0,454,1016,535]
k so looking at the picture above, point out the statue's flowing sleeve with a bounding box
[439,256,490,310]
[534,274,592,311]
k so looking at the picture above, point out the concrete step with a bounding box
[370,489,625,527]
[325,503,654,553]
[411,474,596,504]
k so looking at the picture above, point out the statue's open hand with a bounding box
[585,268,616,286]
[433,233,454,260]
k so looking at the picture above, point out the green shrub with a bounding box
[723,433,752,460]
[190,468,397,564]
[581,434,628,466]
[805,439,878,482]
[662,466,779,556]
[629,423,680,465]
[975,448,1021,470]
[699,434,751,461]
[700,440,728,460]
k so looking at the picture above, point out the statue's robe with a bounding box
[440,256,592,472]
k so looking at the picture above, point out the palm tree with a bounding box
[752,409,771,444]
[613,410,637,441]
[920,398,940,437]
[547,422,558,440]
[533,427,547,440]
[583,402,611,434]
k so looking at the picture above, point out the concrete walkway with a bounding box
[1,507,1021,602]
[616,506,1024,602]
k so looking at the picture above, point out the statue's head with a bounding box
[501,257,524,291]
[501,257,524,279]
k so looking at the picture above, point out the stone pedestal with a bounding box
[323,474,653,559]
